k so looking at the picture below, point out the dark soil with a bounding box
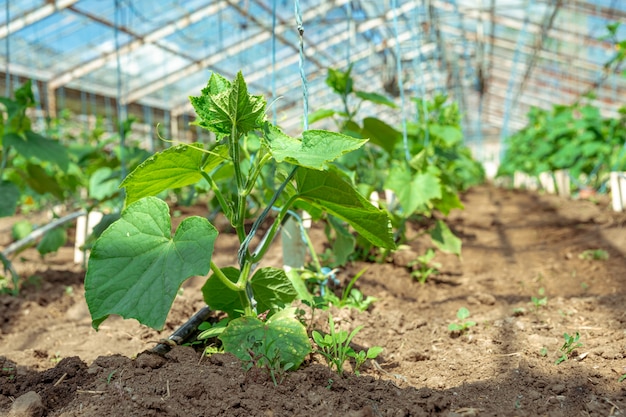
[2,184,626,416]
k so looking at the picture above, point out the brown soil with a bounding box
[2,184,626,416]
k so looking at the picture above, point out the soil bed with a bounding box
[2,184,626,416]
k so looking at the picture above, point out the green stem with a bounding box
[250,195,299,263]
[200,171,231,221]
[229,124,247,242]
[210,261,241,292]
[244,152,272,196]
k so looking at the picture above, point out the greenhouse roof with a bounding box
[1,0,625,149]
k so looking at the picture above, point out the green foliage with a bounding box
[578,249,609,261]
[312,314,382,376]
[408,248,441,284]
[448,307,477,334]
[313,67,482,262]
[498,99,626,190]
[220,309,311,379]
[85,72,393,373]
[530,287,548,310]
[555,332,583,365]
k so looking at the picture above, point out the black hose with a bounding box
[151,306,213,355]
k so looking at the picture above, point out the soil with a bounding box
[2,184,626,417]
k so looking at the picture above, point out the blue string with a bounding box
[413,4,430,149]
[114,0,127,184]
[295,0,309,131]
[391,0,409,162]
[271,0,277,125]
[346,2,351,66]
[4,0,9,96]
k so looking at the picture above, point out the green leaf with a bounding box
[12,220,32,240]
[121,144,208,205]
[326,66,353,95]
[430,220,461,256]
[4,131,70,170]
[433,186,464,216]
[429,124,462,146]
[251,267,298,315]
[0,181,19,217]
[361,117,401,155]
[355,91,397,108]
[203,267,298,318]
[457,307,470,320]
[220,311,311,369]
[296,168,395,249]
[37,227,67,257]
[384,166,442,214]
[85,197,218,330]
[89,167,120,201]
[263,124,367,170]
[25,163,65,200]
[190,72,265,136]
[308,108,336,124]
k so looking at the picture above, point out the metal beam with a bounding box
[125,0,350,106]
[48,2,229,90]
[0,0,79,39]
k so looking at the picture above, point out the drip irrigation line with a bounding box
[150,306,213,355]
[1,210,87,258]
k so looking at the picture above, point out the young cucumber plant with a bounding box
[84,72,395,370]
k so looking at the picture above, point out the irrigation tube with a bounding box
[1,210,87,258]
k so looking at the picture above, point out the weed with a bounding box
[555,332,583,364]
[408,249,441,284]
[579,249,609,261]
[243,335,293,386]
[530,287,547,310]
[448,307,477,334]
[312,315,382,376]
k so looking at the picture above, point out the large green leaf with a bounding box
[4,131,70,171]
[121,144,220,205]
[220,310,311,369]
[25,163,65,200]
[429,124,462,146]
[202,267,298,318]
[355,91,397,108]
[384,166,442,214]
[296,168,395,249]
[37,227,67,257]
[430,219,462,256]
[190,72,265,136]
[0,181,19,217]
[361,117,401,155]
[263,125,367,170]
[85,197,218,330]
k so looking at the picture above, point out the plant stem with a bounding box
[229,124,247,242]
[210,261,241,292]
[200,171,231,221]
[250,195,299,263]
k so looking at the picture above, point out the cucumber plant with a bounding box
[84,72,395,370]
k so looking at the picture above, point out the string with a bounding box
[391,0,409,162]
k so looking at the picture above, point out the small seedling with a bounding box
[619,373,626,383]
[408,249,441,284]
[243,335,294,386]
[530,287,547,310]
[448,307,477,334]
[312,315,382,376]
[555,332,583,364]
[578,249,609,261]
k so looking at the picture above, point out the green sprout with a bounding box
[448,307,477,334]
[555,332,583,365]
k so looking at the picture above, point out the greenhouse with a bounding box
[1,1,626,416]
